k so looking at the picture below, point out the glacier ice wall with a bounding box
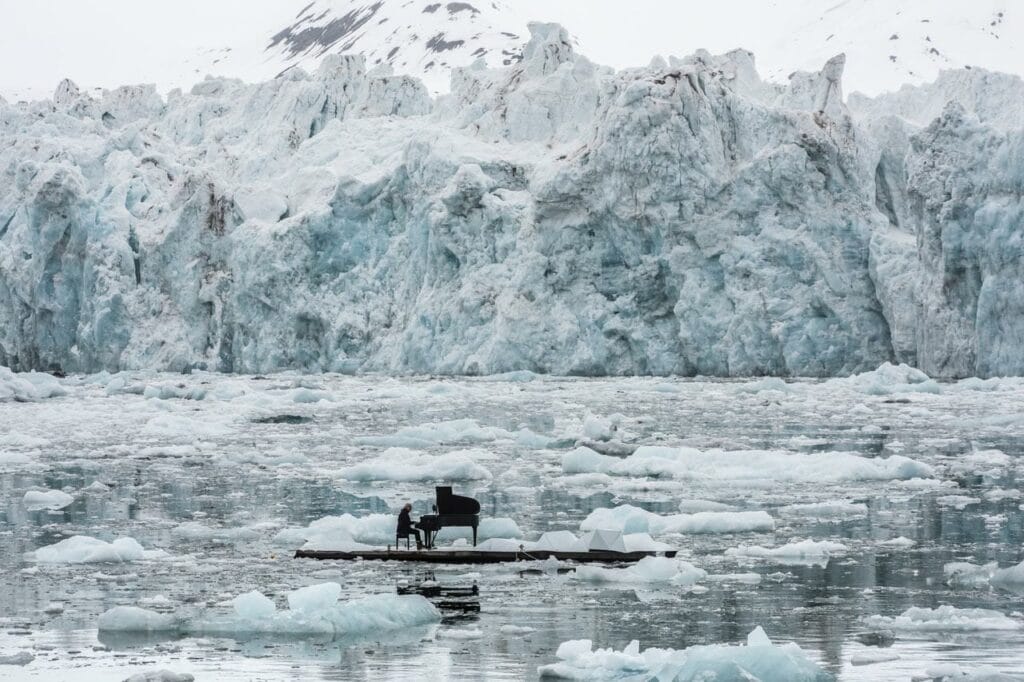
[1,24,1022,377]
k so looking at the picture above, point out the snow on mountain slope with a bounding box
[262,1,526,89]
[2,24,1023,377]
[2,1,1022,101]
[753,0,1023,96]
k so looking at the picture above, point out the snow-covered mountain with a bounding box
[178,1,530,95]
[2,1,1021,101]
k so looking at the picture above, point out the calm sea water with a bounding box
[1,373,1022,680]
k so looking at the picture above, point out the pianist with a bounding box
[397,503,423,550]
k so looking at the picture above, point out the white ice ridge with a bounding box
[537,626,830,681]
[864,605,1022,632]
[33,535,167,563]
[726,539,848,565]
[563,446,933,484]
[335,448,493,482]
[353,418,550,448]
[0,367,66,402]
[2,20,1024,378]
[580,505,775,535]
[945,560,1024,590]
[574,556,707,586]
[98,585,440,638]
[23,488,74,510]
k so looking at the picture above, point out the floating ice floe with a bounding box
[726,540,847,566]
[438,628,484,639]
[143,382,208,401]
[864,605,1021,632]
[850,650,900,666]
[731,377,792,394]
[142,414,233,439]
[677,499,738,513]
[0,366,67,402]
[23,489,74,510]
[945,561,1024,590]
[574,557,707,586]
[123,671,195,682]
[98,606,178,632]
[878,537,916,549]
[580,413,623,442]
[828,363,941,395]
[537,626,829,680]
[463,530,670,554]
[99,585,440,638]
[580,505,775,535]
[501,625,536,635]
[172,521,276,543]
[336,448,492,481]
[354,418,549,449]
[33,536,167,564]
[0,651,35,666]
[0,451,35,468]
[984,488,1022,502]
[936,495,982,510]
[777,500,868,517]
[43,602,64,614]
[562,445,932,485]
[918,663,1024,681]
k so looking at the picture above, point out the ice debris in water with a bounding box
[335,448,493,482]
[472,530,669,554]
[850,651,900,666]
[537,626,830,680]
[574,557,707,586]
[99,585,440,638]
[580,505,775,535]
[677,499,738,513]
[0,367,67,402]
[34,536,166,564]
[827,363,941,395]
[123,672,195,682]
[945,560,1024,589]
[98,606,178,632]
[0,652,35,666]
[580,413,622,442]
[23,488,74,510]
[864,605,1022,632]
[777,500,868,517]
[726,540,848,564]
[439,628,484,639]
[563,445,933,483]
[354,418,549,448]
[501,625,536,635]
[171,521,273,542]
[731,377,791,394]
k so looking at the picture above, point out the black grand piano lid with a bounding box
[435,486,481,514]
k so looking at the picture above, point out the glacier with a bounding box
[2,23,1023,377]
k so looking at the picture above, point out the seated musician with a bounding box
[396,503,423,550]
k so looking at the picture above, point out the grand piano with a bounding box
[415,486,481,549]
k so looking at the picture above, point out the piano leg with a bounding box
[472,525,477,547]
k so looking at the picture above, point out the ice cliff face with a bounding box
[1,25,1022,377]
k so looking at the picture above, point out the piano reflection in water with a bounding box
[413,486,481,549]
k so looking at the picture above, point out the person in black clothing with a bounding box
[397,503,423,549]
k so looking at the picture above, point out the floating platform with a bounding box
[294,548,676,564]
